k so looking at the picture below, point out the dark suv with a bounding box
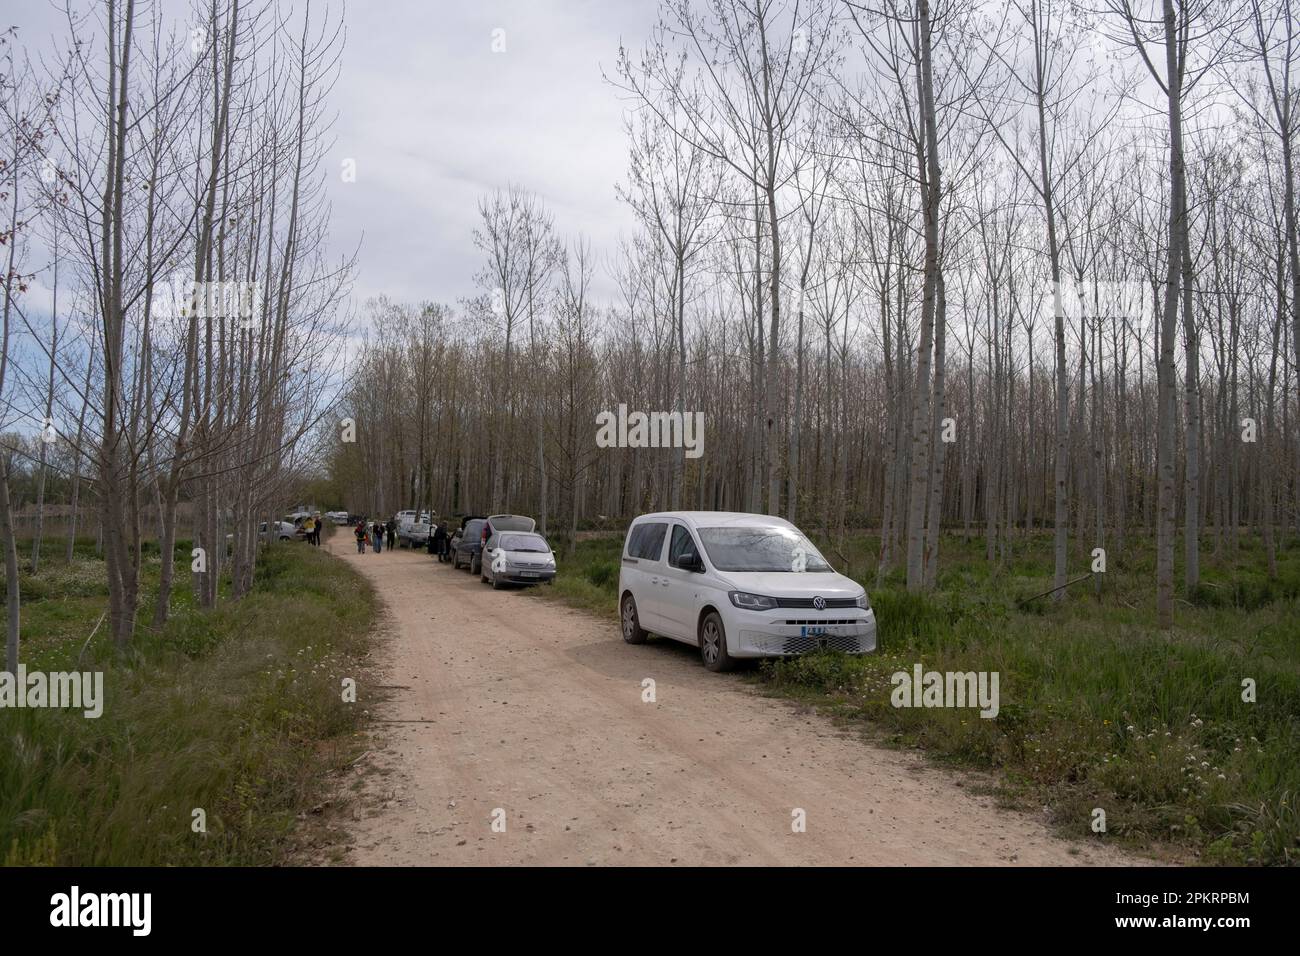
[450,516,488,573]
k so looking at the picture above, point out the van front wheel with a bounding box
[699,612,734,672]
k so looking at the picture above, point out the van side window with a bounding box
[628,522,668,560]
[668,525,700,569]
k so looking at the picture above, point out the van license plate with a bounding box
[801,626,837,638]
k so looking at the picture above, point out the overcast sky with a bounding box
[9,0,657,318]
[330,0,656,309]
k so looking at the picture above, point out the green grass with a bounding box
[533,527,1300,865]
[546,537,624,614]
[0,537,377,865]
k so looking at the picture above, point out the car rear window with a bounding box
[626,522,668,561]
[490,515,535,533]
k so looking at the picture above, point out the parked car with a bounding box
[398,516,432,548]
[224,520,296,548]
[226,520,296,546]
[450,516,488,572]
[263,520,298,541]
[481,531,556,588]
[326,510,350,525]
[460,514,535,575]
[617,511,877,673]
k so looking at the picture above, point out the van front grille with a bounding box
[784,619,859,626]
[758,633,867,654]
[774,597,858,609]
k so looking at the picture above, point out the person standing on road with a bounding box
[386,517,397,551]
[431,521,449,561]
[354,519,367,553]
[372,520,384,553]
[303,513,316,546]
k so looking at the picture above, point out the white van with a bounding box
[618,511,876,672]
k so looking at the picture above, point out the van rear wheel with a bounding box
[699,611,734,672]
[620,594,647,644]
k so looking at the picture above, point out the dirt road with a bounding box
[326,537,1129,866]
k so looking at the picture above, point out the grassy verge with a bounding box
[0,535,377,865]
[536,530,1300,865]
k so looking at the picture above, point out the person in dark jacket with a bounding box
[429,522,448,561]
[371,521,384,553]
[386,518,397,550]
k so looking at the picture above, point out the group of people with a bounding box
[354,517,397,553]
[301,513,324,546]
[347,514,458,560]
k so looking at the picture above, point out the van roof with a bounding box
[629,511,797,531]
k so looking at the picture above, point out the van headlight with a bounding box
[856,591,871,610]
[729,591,777,611]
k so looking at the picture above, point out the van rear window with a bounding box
[626,522,668,560]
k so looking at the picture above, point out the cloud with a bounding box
[330,0,654,311]
[4,0,653,327]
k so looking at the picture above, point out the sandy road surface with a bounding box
[326,537,1129,866]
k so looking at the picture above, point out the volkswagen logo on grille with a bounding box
[812,595,826,611]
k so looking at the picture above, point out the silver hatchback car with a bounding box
[481,531,557,588]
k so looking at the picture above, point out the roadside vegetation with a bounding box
[537,529,1300,866]
[0,533,376,865]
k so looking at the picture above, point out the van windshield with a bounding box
[697,526,833,572]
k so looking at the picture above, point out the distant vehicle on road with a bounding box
[398,516,431,549]
[481,531,556,588]
[617,511,876,672]
[325,510,350,525]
